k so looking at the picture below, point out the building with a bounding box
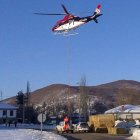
[105,105,140,120]
[0,102,18,124]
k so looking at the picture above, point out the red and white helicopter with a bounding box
[34,4,103,36]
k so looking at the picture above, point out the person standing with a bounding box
[15,121,17,127]
[8,120,11,127]
[64,116,69,130]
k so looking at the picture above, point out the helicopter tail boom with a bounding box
[90,4,102,23]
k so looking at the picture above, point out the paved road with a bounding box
[49,130,132,140]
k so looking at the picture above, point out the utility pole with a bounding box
[88,97,90,120]
[79,93,81,121]
[76,82,81,121]
[43,102,46,114]
[23,95,24,124]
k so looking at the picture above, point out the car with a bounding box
[129,125,140,135]
[74,122,89,132]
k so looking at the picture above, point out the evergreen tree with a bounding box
[15,90,27,106]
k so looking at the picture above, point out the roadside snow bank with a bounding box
[128,130,140,140]
[135,120,140,125]
[0,128,67,140]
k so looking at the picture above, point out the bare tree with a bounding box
[92,101,107,114]
[115,87,140,106]
[79,75,88,122]
[26,81,31,107]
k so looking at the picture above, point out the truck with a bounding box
[56,121,74,134]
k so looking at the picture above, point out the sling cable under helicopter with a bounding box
[34,4,103,36]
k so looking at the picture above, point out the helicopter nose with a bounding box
[52,27,56,31]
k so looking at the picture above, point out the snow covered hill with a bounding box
[2,80,140,116]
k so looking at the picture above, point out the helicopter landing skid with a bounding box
[53,31,78,36]
[53,32,64,35]
[63,32,78,36]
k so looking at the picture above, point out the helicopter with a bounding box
[34,4,103,36]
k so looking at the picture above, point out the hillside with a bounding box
[96,80,140,89]
[3,80,140,108]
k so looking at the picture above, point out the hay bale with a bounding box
[89,114,115,128]
[87,121,94,127]
[117,127,126,134]
[87,121,95,132]
[108,127,126,134]
[108,127,114,134]
[90,124,95,132]
[94,127,108,133]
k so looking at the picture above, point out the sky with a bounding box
[0,0,140,99]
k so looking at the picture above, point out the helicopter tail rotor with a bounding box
[90,4,103,23]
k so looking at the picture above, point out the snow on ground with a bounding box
[135,120,140,125]
[0,124,67,140]
[128,130,140,140]
[115,120,140,140]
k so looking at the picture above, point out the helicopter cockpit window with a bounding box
[59,22,63,26]
[53,23,59,28]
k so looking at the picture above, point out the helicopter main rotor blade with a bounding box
[34,13,66,15]
[61,4,69,15]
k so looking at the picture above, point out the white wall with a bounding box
[109,113,140,120]
[132,114,140,119]
[13,110,16,117]
[0,110,17,118]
